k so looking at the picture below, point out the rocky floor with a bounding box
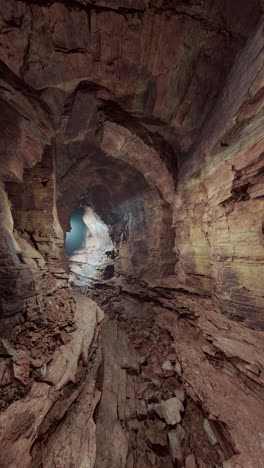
[1,274,264,467]
[81,271,264,467]
[85,278,228,467]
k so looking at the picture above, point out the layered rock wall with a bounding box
[174,17,264,328]
[0,0,261,152]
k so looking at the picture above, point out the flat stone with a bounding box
[168,430,183,463]
[154,397,184,425]
[203,419,218,446]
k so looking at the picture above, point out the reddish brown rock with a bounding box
[0,2,263,467]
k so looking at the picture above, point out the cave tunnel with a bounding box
[0,1,264,467]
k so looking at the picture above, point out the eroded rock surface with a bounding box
[87,276,264,467]
[0,1,263,467]
[0,294,104,467]
[93,291,223,467]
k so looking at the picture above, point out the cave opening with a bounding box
[65,206,86,256]
[68,205,114,288]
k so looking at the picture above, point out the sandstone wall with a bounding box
[0,2,263,466]
[173,17,264,329]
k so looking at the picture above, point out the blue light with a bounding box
[65,207,86,256]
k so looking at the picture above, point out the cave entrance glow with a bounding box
[65,207,86,256]
[67,206,114,288]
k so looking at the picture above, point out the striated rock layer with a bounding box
[173,17,264,328]
[0,294,104,467]
[86,276,264,467]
